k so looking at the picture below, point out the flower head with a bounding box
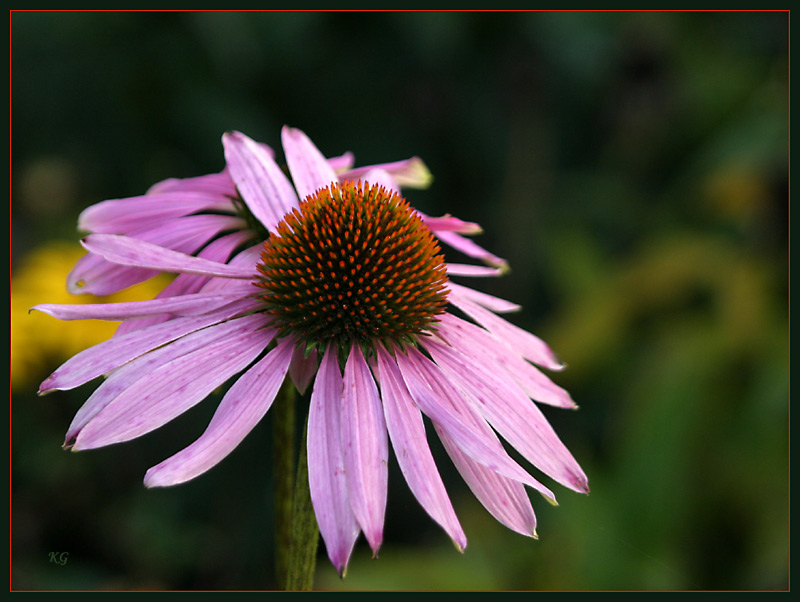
[257,180,449,352]
[35,127,588,576]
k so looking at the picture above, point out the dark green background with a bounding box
[10,10,788,591]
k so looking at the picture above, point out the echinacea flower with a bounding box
[35,127,588,576]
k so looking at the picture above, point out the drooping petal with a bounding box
[422,215,482,234]
[447,292,564,371]
[435,425,539,537]
[113,230,255,337]
[72,315,273,450]
[341,345,388,554]
[435,229,508,269]
[445,263,505,278]
[146,171,237,197]
[68,215,247,295]
[110,214,246,254]
[223,130,299,231]
[64,313,270,445]
[281,126,339,201]
[33,291,243,321]
[144,337,293,487]
[438,313,576,409]
[308,345,360,576]
[40,297,260,394]
[395,347,556,502]
[376,347,467,551]
[66,251,159,296]
[288,345,319,395]
[81,234,256,280]
[78,192,234,234]
[447,281,521,314]
[425,338,589,493]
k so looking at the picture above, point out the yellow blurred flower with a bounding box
[10,242,170,391]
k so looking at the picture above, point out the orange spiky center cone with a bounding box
[256,181,449,352]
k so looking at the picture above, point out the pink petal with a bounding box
[425,339,589,494]
[144,337,293,487]
[198,244,264,294]
[327,151,355,173]
[395,348,556,502]
[113,230,255,337]
[445,263,505,278]
[438,314,576,409]
[288,345,319,395]
[281,126,339,201]
[33,291,243,321]
[223,130,299,231]
[307,345,360,576]
[446,282,521,314]
[64,314,269,445]
[169,230,255,294]
[146,171,237,197]
[422,215,483,234]
[338,156,433,189]
[66,252,159,296]
[69,215,250,295]
[81,234,255,279]
[447,293,564,370]
[110,214,246,252]
[341,345,388,554]
[435,229,508,269]
[162,233,255,297]
[78,192,234,234]
[353,168,399,194]
[40,297,260,394]
[436,426,539,537]
[376,347,467,551]
[72,315,273,450]
[65,258,191,298]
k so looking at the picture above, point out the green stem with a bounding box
[273,380,296,588]
[285,416,320,591]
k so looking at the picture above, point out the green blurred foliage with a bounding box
[10,10,788,591]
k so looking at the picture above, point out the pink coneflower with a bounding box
[35,127,587,576]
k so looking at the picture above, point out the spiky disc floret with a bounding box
[256,181,449,352]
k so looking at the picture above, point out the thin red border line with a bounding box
[4,8,795,12]
[8,8,792,593]
[786,8,790,594]
[7,7,11,597]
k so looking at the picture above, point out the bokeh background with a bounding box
[10,10,788,591]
